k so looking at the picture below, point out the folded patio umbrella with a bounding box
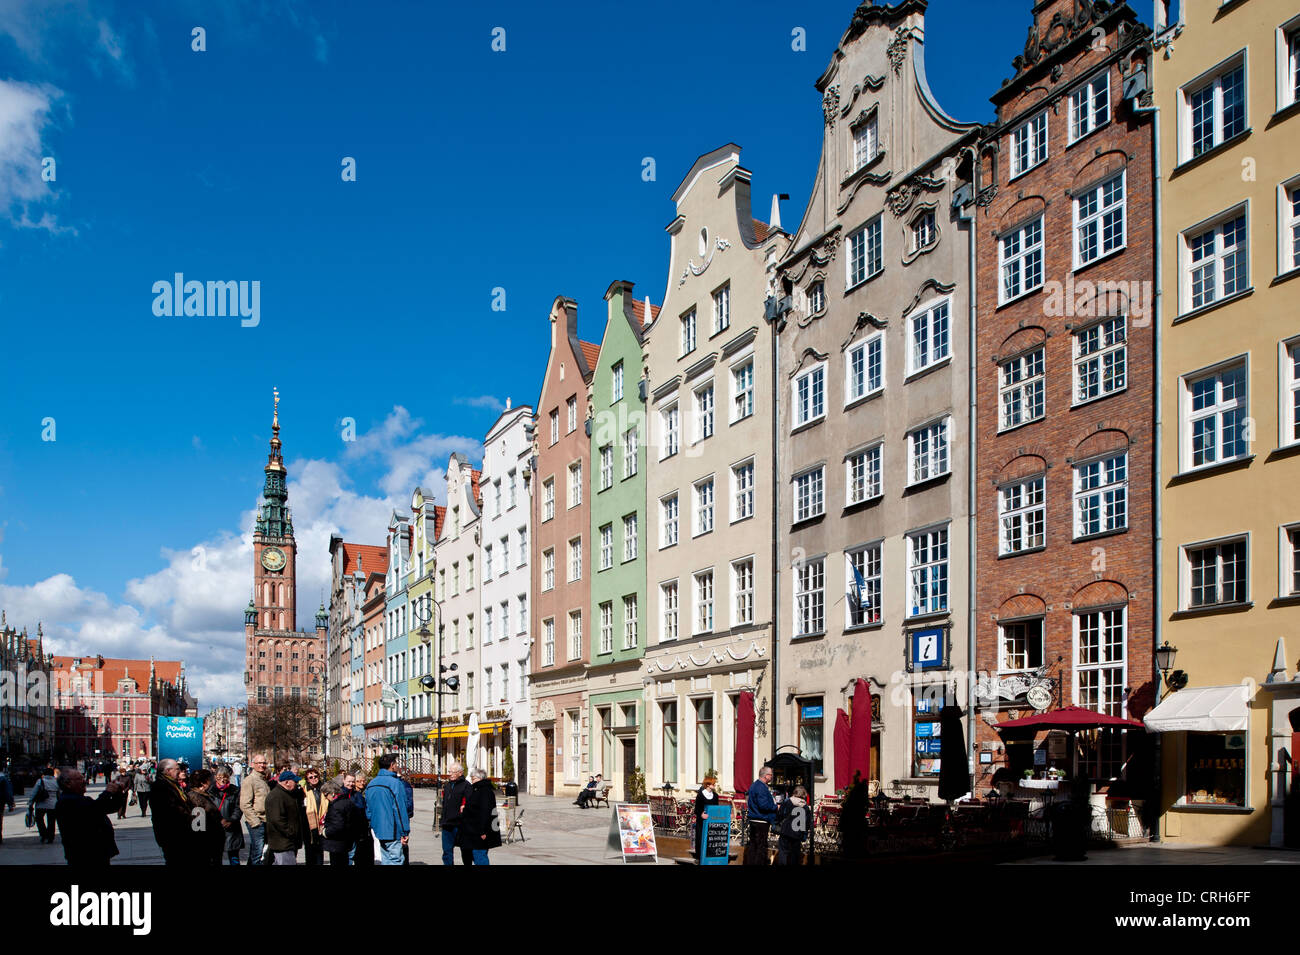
[849,679,873,786]
[834,709,851,792]
[938,702,970,802]
[733,690,754,794]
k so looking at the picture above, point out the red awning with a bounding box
[833,709,851,793]
[848,679,873,785]
[995,705,1144,732]
[733,690,755,794]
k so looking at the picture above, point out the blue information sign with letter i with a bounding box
[912,628,944,670]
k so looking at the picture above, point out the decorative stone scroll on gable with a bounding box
[644,640,767,675]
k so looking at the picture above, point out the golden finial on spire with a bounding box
[273,387,280,433]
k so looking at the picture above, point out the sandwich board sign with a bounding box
[606,803,657,863]
[700,804,732,866]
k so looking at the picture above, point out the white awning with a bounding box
[1142,684,1249,733]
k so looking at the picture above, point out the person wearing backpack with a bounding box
[28,766,60,844]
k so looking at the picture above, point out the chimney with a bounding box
[506,396,512,410]
[645,295,652,325]
[770,194,782,231]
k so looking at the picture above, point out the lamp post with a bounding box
[1155,641,1186,702]
[413,597,458,784]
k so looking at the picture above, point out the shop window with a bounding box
[912,690,942,777]
[798,698,824,774]
[1184,732,1247,806]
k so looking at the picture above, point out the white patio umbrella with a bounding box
[466,713,481,775]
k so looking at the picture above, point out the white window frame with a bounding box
[599,523,613,571]
[911,209,936,253]
[999,216,1045,304]
[623,594,638,649]
[907,525,949,618]
[599,445,613,491]
[846,215,883,289]
[1282,335,1300,448]
[568,461,583,508]
[693,569,715,634]
[908,297,951,375]
[623,513,638,562]
[808,281,825,316]
[1180,534,1250,609]
[792,363,827,428]
[1280,18,1300,111]
[623,427,638,478]
[693,476,715,536]
[731,458,755,522]
[1180,53,1247,162]
[1073,452,1128,539]
[793,466,825,523]
[998,474,1046,555]
[542,617,555,666]
[680,308,697,356]
[712,283,730,336]
[845,332,884,404]
[1074,607,1127,718]
[852,114,879,171]
[1073,171,1126,269]
[568,536,582,582]
[1179,356,1249,472]
[1279,176,1300,276]
[732,557,754,627]
[1279,523,1300,598]
[660,402,680,459]
[599,601,614,654]
[549,409,559,445]
[907,416,950,486]
[660,579,679,642]
[660,493,679,548]
[1073,316,1128,405]
[1009,111,1047,178]
[568,610,583,660]
[998,347,1045,431]
[846,443,883,505]
[845,543,882,628]
[567,396,577,434]
[694,380,715,443]
[998,618,1045,673]
[612,361,624,402]
[1068,70,1110,143]
[542,477,555,522]
[794,557,825,637]
[731,358,755,422]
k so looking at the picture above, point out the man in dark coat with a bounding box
[264,771,303,864]
[150,758,191,865]
[213,766,244,865]
[54,769,126,865]
[439,761,470,866]
[321,780,362,866]
[456,768,501,865]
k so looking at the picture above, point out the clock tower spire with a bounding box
[251,387,297,634]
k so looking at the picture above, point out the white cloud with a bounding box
[455,395,505,412]
[0,78,66,233]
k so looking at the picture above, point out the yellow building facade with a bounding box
[1149,0,1300,847]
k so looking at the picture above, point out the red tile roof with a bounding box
[470,468,483,508]
[579,340,601,370]
[752,218,772,242]
[433,505,447,540]
[630,298,661,328]
[49,656,184,693]
[342,542,388,576]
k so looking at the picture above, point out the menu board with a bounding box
[606,803,658,863]
[700,805,732,866]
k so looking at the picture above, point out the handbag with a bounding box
[25,806,35,828]
[129,790,138,807]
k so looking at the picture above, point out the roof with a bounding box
[579,340,601,370]
[470,469,483,507]
[629,298,661,328]
[48,656,184,693]
[752,218,772,242]
[432,505,447,540]
[342,542,388,576]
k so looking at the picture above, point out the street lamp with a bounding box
[413,597,458,784]
[1155,641,1187,699]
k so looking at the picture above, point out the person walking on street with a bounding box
[150,758,191,865]
[239,754,270,865]
[439,761,470,866]
[28,766,60,844]
[321,780,362,867]
[0,763,15,844]
[54,769,126,866]
[186,769,225,865]
[264,770,303,865]
[133,763,153,816]
[363,755,409,865]
[351,774,374,866]
[743,765,779,866]
[115,769,131,819]
[692,774,720,860]
[300,767,326,865]
[456,768,500,865]
[213,766,244,865]
[774,785,811,865]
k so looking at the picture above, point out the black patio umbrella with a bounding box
[937,703,969,802]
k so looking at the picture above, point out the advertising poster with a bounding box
[157,716,205,768]
[606,803,657,863]
[701,805,732,866]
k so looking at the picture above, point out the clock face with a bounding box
[261,546,287,571]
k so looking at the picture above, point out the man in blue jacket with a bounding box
[364,755,410,865]
[744,764,779,866]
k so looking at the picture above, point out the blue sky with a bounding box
[0,0,1153,706]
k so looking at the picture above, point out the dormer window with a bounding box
[852,114,879,171]
[911,210,936,252]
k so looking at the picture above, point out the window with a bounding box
[517,595,527,632]
[1284,340,1300,446]
[600,445,613,490]
[623,595,638,649]
[1286,24,1300,109]
[999,475,1046,554]
[694,570,714,633]
[623,513,638,561]
[798,699,824,775]
[517,527,527,565]
[909,298,950,373]
[660,403,680,458]
[612,361,624,402]
[912,210,936,252]
[494,480,502,517]
[1185,60,1246,159]
[692,697,716,781]
[501,535,511,569]
[908,417,950,484]
[543,549,554,591]
[662,702,678,783]
[1074,453,1128,537]
[795,558,825,636]
[847,216,883,287]
[794,467,825,522]
[694,382,715,442]
[484,544,493,581]
[1284,182,1300,274]
[466,556,474,589]
[568,610,583,660]
[661,580,679,642]
[542,478,555,522]
[1076,608,1125,716]
[999,618,1044,671]
[1074,173,1126,267]
[908,527,949,617]
[732,558,754,626]
[567,396,577,434]
[694,477,715,535]
[1184,732,1246,807]
[1069,71,1110,142]
[846,544,882,627]
[508,469,517,508]
[731,360,754,421]
[712,284,730,335]
[484,607,494,644]
[1185,537,1248,608]
[846,334,883,402]
[793,364,826,427]
[452,563,459,595]
[599,524,613,570]
[549,409,559,445]
[568,462,583,507]
[999,217,1044,303]
[846,444,882,504]
[569,536,582,581]
[680,309,697,356]
[568,710,581,781]
[732,460,754,521]
[484,668,493,706]
[661,493,679,548]
[853,115,878,170]
[808,281,825,315]
[1010,111,1048,177]
[623,428,638,477]
[600,602,614,654]
[1182,361,1248,469]
[1074,316,1127,403]
[542,618,554,666]
[999,348,1045,429]
[1186,209,1249,312]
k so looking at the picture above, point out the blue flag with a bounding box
[850,561,869,609]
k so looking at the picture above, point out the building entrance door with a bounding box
[517,729,528,791]
[542,728,554,796]
[622,739,636,800]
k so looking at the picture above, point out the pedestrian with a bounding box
[186,769,225,865]
[399,769,414,865]
[0,763,15,844]
[439,761,470,866]
[362,755,409,865]
[150,758,191,865]
[54,769,127,866]
[774,785,811,865]
[321,780,361,867]
[239,753,271,865]
[743,764,779,866]
[177,765,189,790]
[300,767,326,866]
[114,769,131,819]
[28,765,60,844]
[133,762,153,816]
[692,774,720,860]
[213,766,244,866]
[350,774,374,866]
[264,770,303,865]
[456,768,500,866]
